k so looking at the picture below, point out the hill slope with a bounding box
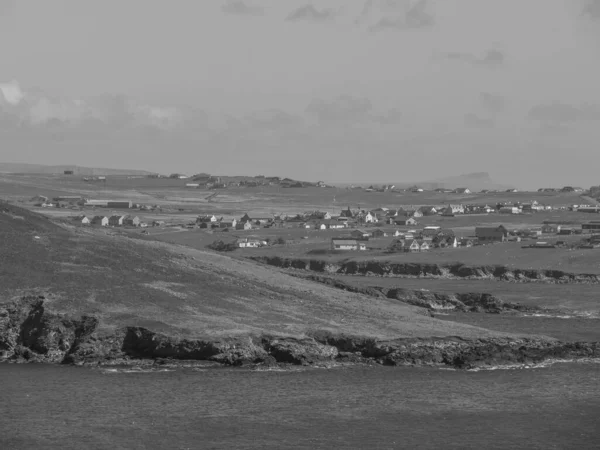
[0,162,154,176]
[1,202,597,367]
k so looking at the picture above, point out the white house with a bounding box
[499,206,520,214]
[331,238,367,251]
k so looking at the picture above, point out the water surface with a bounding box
[1,363,599,449]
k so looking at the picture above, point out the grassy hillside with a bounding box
[0,202,517,342]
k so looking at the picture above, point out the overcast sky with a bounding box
[1,0,599,188]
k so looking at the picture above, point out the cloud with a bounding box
[367,0,434,32]
[286,5,337,23]
[464,113,494,129]
[442,49,505,67]
[0,0,15,16]
[583,0,600,19]
[221,1,264,16]
[0,80,197,131]
[528,103,600,124]
[480,93,505,113]
[305,95,373,125]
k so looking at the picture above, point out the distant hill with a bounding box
[381,172,512,192]
[426,172,514,191]
[0,163,155,176]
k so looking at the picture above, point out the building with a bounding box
[91,216,109,226]
[107,201,132,209]
[219,219,237,229]
[418,206,438,216]
[582,221,600,232]
[394,217,418,226]
[75,215,90,225]
[578,207,600,213]
[402,239,429,252]
[108,215,126,227]
[85,200,110,207]
[541,224,561,234]
[350,229,371,239]
[460,238,474,247]
[124,216,141,227]
[453,188,471,194]
[53,196,83,202]
[499,206,520,214]
[340,207,354,218]
[370,229,387,238]
[238,238,263,248]
[185,183,200,188]
[197,215,219,223]
[236,221,254,231]
[475,225,508,243]
[331,238,367,251]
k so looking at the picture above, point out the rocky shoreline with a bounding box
[293,274,552,314]
[250,257,600,284]
[2,296,599,369]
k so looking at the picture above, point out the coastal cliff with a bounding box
[249,257,600,284]
[2,297,598,369]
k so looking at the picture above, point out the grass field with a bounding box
[3,201,525,342]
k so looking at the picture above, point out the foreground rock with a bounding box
[250,257,600,284]
[2,297,598,369]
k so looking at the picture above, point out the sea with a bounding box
[1,362,600,450]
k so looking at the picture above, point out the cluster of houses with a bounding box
[73,214,165,228]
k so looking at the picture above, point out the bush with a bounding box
[207,240,237,252]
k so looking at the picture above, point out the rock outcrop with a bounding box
[1,297,599,369]
[250,257,600,284]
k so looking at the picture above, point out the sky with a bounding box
[1,0,600,188]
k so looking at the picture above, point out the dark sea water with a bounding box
[1,362,600,450]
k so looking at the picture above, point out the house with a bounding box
[238,238,263,248]
[459,238,474,247]
[441,206,455,217]
[152,220,165,227]
[76,215,91,225]
[370,229,387,238]
[197,215,219,224]
[395,217,418,226]
[124,216,141,227]
[541,224,561,234]
[364,212,377,223]
[393,230,414,239]
[402,239,429,252]
[340,207,354,218]
[475,225,509,243]
[448,204,465,214]
[236,221,254,231]
[418,206,438,216]
[219,219,237,229]
[453,188,471,194]
[108,215,126,227]
[404,209,424,218]
[499,206,520,214]
[331,238,367,251]
[350,229,371,239]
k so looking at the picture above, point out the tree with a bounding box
[207,240,237,252]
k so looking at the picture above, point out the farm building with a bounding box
[453,188,471,194]
[91,216,109,226]
[236,221,254,231]
[107,201,132,209]
[499,206,520,214]
[330,238,367,251]
[53,196,83,202]
[582,221,600,232]
[219,219,237,229]
[85,200,109,207]
[577,207,600,213]
[475,225,509,243]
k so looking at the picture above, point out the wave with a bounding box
[465,358,600,372]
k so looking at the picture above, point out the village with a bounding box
[52,194,600,254]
